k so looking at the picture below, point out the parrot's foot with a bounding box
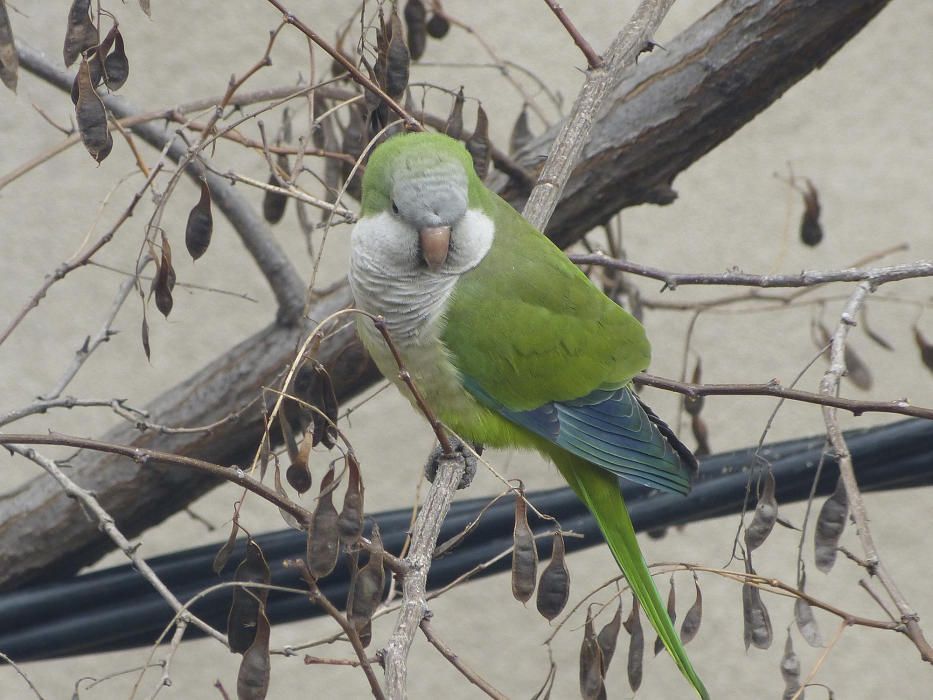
[424,437,482,489]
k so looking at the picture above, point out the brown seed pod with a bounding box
[596,599,623,672]
[152,234,175,317]
[185,178,213,260]
[780,628,803,700]
[799,178,823,247]
[913,325,933,373]
[535,531,570,621]
[237,602,271,700]
[306,466,340,579]
[444,86,464,140]
[579,607,607,700]
[794,590,823,648]
[212,518,240,575]
[691,414,710,457]
[64,0,98,67]
[262,154,289,224]
[138,0,151,18]
[742,558,773,650]
[286,434,313,495]
[140,316,151,360]
[509,104,533,155]
[227,539,271,654]
[0,1,18,93]
[814,475,847,573]
[744,471,778,552]
[385,11,410,99]
[654,576,677,656]
[623,596,644,692]
[404,0,427,60]
[466,104,490,179]
[510,490,538,603]
[337,453,364,544]
[679,577,703,645]
[425,12,450,39]
[74,57,113,162]
[347,524,385,646]
[103,27,129,90]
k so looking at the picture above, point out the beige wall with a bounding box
[1,1,931,698]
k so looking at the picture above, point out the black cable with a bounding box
[0,419,929,660]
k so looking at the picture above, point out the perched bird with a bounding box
[349,131,708,699]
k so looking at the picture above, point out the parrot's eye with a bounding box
[391,200,399,215]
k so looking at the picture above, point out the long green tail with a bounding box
[556,455,710,700]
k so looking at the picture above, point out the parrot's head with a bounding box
[352,132,493,278]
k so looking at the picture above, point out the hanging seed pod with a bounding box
[510,490,538,603]
[185,178,213,260]
[138,0,151,18]
[466,104,490,179]
[444,87,465,140]
[140,316,151,360]
[744,471,778,552]
[262,154,289,224]
[861,307,894,351]
[799,178,823,247]
[64,0,97,67]
[623,596,644,692]
[742,558,773,650]
[404,0,427,60]
[237,602,271,700]
[844,343,872,391]
[536,531,570,621]
[337,453,365,543]
[654,576,677,656]
[347,524,385,646]
[212,518,240,574]
[152,234,175,317]
[579,607,606,700]
[596,599,623,672]
[306,467,340,578]
[691,414,710,457]
[103,27,129,90]
[913,326,933,373]
[425,12,450,39]
[0,1,18,93]
[227,539,271,653]
[273,460,305,531]
[385,11,410,99]
[74,57,113,162]
[794,592,823,648]
[680,576,703,645]
[683,358,704,416]
[780,629,803,700]
[305,362,339,449]
[814,475,848,573]
[286,434,313,495]
[509,104,533,155]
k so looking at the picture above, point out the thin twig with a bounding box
[419,618,508,700]
[144,617,189,700]
[0,651,46,699]
[543,0,603,69]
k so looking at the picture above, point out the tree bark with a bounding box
[0,0,891,590]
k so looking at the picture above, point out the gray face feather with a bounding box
[391,156,469,232]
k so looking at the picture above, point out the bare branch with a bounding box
[419,618,508,700]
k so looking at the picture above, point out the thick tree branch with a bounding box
[0,0,896,590]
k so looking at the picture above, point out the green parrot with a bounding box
[349,131,708,699]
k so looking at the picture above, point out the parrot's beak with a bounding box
[419,225,451,271]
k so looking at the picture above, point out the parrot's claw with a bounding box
[424,437,482,489]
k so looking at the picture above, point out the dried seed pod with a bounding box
[212,518,239,574]
[780,629,803,700]
[64,0,98,67]
[347,524,385,646]
[306,467,340,578]
[385,11,410,99]
[510,490,538,603]
[691,414,710,457]
[799,178,823,247]
[679,576,703,645]
[579,607,606,700]
[286,434,313,495]
[794,594,823,648]
[814,476,847,573]
[138,0,151,18]
[305,362,339,449]
[140,316,151,360]
[152,234,175,317]
[536,531,570,621]
[654,576,677,656]
[337,453,365,543]
[74,57,113,162]
[914,326,933,373]
[861,307,893,351]
[103,28,129,90]
[509,104,533,155]
[465,104,490,179]
[744,471,778,552]
[262,155,289,224]
[596,599,622,672]
[742,558,773,650]
[237,602,271,700]
[425,12,450,39]
[273,459,304,531]
[844,343,872,391]
[227,539,271,653]
[623,596,644,692]
[185,178,213,260]
[0,1,18,93]
[404,0,427,60]
[683,358,704,416]
[444,87,465,140]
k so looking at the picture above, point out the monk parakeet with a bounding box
[349,132,707,699]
